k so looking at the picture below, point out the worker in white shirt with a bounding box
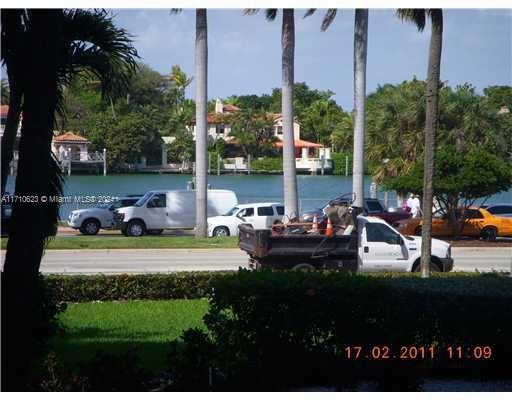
[410,194,422,218]
[405,194,414,213]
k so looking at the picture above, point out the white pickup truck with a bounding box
[239,215,453,273]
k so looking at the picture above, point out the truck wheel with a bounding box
[127,220,145,237]
[412,258,442,273]
[80,219,100,235]
[292,263,315,272]
[481,227,497,242]
[213,226,230,237]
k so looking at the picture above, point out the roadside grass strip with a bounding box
[1,236,238,250]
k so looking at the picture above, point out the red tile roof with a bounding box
[222,104,240,113]
[275,138,323,148]
[53,132,90,143]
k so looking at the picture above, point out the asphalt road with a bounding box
[2,247,510,274]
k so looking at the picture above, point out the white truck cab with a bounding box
[208,202,285,237]
[358,216,452,272]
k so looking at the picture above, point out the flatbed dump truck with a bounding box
[239,215,454,273]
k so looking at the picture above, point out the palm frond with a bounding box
[265,9,278,21]
[59,9,139,99]
[303,9,316,18]
[396,9,426,31]
[321,9,337,31]
[243,9,259,16]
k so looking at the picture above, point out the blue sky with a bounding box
[113,9,511,110]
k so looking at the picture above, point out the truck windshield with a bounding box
[223,207,240,216]
[135,192,153,207]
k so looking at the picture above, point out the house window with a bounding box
[276,126,283,135]
[216,125,225,134]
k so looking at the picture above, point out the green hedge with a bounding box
[250,157,283,172]
[43,272,233,303]
[169,270,512,390]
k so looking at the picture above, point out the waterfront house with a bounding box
[186,99,332,173]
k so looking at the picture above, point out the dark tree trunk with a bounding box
[2,10,63,390]
[420,10,443,277]
[0,82,22,196]
[1,10,26,196]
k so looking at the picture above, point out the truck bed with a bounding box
[238,224,358,270]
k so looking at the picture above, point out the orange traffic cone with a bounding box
[311,214,319,234]
[325,217,334,237]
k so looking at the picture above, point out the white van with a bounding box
[115,189,238,236]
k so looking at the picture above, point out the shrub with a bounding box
[170,270,512,390]
[331,152,352,175]
[43,272,233,302]
[36,350,149,391]
[250,157,283,173]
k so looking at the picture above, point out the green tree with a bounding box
[226,94,273,111]
[104,109,163,168]
[383,145,512,236]
[167,131,195,163]
[168,65,193,113]
[483,85,512,111]
[229,110,278,157]
[300,99,345,145]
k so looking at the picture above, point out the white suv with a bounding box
[208,202,285,237]
[68,196,141,235]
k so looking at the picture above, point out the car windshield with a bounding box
[135,192,154,207]
[223,207,240,216]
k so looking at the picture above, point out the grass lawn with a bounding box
[1,235,238,250]
[50,299,209,371]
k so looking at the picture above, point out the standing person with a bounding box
[411,194,422,218]
[405,193,414,213]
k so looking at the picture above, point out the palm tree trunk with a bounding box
[1,82,22,195]
[352,9,368,209]
[282,9,298,219]
[420,10,443,278]
[2,10,64,390]
[195,9,208,237]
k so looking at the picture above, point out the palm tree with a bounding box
[352,10,369,209]
[397,9,443,278]
[170,64,193,114]
[245,9,299,219]
[1,9,138,389]
[304,9,368,208]
[195,9,208,237]
[1,9,139,195]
